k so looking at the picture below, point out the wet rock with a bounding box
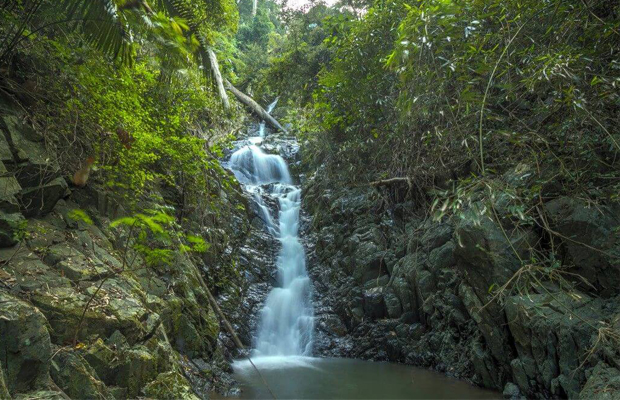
[319,315,348,337]
[544,196,620,297]
[0,292,52,394]
[363,287,386,319]
[384,289,402,319]
[502,382,523,399]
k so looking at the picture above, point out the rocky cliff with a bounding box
[0,94,264,399]
[302,166,620,399]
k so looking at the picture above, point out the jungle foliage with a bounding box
[255,0,620,217]
[0,0,242,224]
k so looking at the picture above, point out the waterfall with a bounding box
[228,101,314,358]
[258,98,279,139]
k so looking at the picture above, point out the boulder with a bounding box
[143,371,200,400]
[0,363,10,400]
[0,160,21,212]
[0,210,25,247]
[544,196,620,297]
[505,291,604,398]
[20,177,69,217]
[580,363,620,400]
[353,240,386,284]
[0,292,52,394]
[363,287,387,319]
[50,350,112,399]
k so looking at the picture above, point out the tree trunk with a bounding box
[252,0,258,17]
[225,79,287,133]
[207,47,230,110]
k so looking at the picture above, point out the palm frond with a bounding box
[59,0,137,65]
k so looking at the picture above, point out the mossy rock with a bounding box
[0,363,10,400]
[115,346,160,398]
[0,292,52,395]
[13,391,66,400]
[50,349,113,399]
[143,372,200,400]
[30,278,148,343]
[81,339,118,385]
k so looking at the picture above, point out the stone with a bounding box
[50,350,112,399]
[580,363,620,400]
[502,382,523,399]
[505,291,604,398]
[384,289,402,319]
[544,196,620,297]
[353,240,386,284]
[319,315,348,337]
[43,243,110,282]
[363,287,386,319]
[421,223,453,250]
[114,346,160,398]
[427,240,456,273]
[143,371,200,400]
[0,292,52,394]
[0,363,10,400]
[0,210,25,247]
[20,177,69,217]
[0,161,21,212]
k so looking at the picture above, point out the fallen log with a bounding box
[206,47,230,110]
[370,177,413,187]
[224,79,288,133]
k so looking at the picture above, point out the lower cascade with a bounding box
[228,105,314,358]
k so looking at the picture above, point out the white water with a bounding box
[228,100,314,358]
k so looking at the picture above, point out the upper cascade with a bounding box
[229,145,292,185]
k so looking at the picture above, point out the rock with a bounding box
[505,291,604,398]
[502,382,523,399]
[384,289,402,319]
[0,363,10,400]
[427,240,456,273]
[319,315,348,337]
[50,350,112,399]
[43,243,110,282]
[421,223,453,250]
[13,390,66,400]
[30,277,148,344]
[0,292,52,394]
[114,346,160,398]
[454,214,535,302]
[0,161,21,212]
[0,210,25,247]
[20,177,69,217]
[363,287,386,319]
[353,241,386,284]
[580,363,620,400]
[143,371,200,400]
[544,196,620,297]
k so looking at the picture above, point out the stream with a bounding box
[224,103,500,399]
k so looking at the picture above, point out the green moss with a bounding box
[143,372,200,400]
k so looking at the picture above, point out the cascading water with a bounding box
[227,101,314,358]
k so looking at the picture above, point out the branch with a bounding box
[224,79,287,133]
